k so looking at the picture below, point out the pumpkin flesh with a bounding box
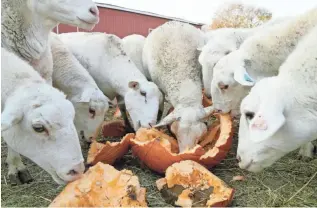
[130,114,233,173]
[156,160,234,207]
[87,120,131,165]
[49,162,147,207]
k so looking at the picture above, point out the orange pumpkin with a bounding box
[156,160,234,207]
[130,113,233,173]
[87,120,130,166]
[49,162,147,207]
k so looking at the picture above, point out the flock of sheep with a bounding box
[1,0,317,190]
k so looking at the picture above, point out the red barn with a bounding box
[53,3,204,38]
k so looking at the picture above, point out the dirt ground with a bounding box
[1,106,317,207]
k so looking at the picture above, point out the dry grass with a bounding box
[1,106,317,207]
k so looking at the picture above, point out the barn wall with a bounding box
[54,7,202,38]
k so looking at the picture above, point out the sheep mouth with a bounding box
[51,171,67,185]
[77,17,98,26]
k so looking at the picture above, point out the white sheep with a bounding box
[122,34,151,80]
[199,17,289,97]
[236,25,317,172]
[1,47,85,185]
[210,7,317,116]
[50,33,110,142]
[1,0,100,84]
[58,32,163,132]
[143,21,215,152]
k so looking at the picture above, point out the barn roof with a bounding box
[95,2,204,26]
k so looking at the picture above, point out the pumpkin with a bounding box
[130,113,233,173]
[87,120,130,166]
[49,162,147,207]
[156,160,234,207]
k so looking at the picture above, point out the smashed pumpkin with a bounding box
[49,162,147,207]
[130,113,233,173]
[87,120,130,165]
[156,160,234,207]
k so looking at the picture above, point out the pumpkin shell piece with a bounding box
[156,160,234,207]
[49,162,147,207]
[87,120,131,165]
[87,133,133,165]
[130,114,233,173]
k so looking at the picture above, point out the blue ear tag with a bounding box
[244,73,254,82]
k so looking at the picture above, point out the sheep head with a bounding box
[154,105,215,152]
[125,80,163,131]
[71,87,110,142]
[237,77,298,173]
[210,51,254,117]
[198,35,238,97]
[28,0,100,30]
[2,83,85,184]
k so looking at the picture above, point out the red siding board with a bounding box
[55,7,201,38]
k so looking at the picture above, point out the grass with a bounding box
[1,106,317,207]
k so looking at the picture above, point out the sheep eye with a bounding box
[218,83,229,90]
[89,108,96,115]
[222,85,229,90]
[224,50,231,55]
[140,91,146,97]
[245,111,255,120]
[32,124,46,133]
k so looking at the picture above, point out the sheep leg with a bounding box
[116,95,135,133]
[157,101,165,122]
[6,147,33,185]
[298,142,316,161]
[156,91,166,123]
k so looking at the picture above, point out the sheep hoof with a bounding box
[297,155,313,162]
[298,143,316,161]
[8,173,22,186]
[18,169,33,184]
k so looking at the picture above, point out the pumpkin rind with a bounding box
[49,162,147,207]
[156,160,234,207]
[87,133,133,165]
[87,120,131,165]
[130,114,233,173]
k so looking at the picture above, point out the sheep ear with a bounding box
[73,90,92,103]
[197,47,203,52]
[128,81,140,90]
[248,109,285,142]
[154,111,178,127]
[233,67,255,86]
[1,106,23,131]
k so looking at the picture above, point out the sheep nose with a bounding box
[89,6,99,17]
[67,162,85,178]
